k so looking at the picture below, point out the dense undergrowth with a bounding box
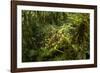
[22,10,90,62]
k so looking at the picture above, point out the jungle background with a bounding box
[22,10,90,62]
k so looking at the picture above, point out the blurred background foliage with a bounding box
[22,10,90,62]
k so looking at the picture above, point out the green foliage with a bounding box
[22,10,90,62]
